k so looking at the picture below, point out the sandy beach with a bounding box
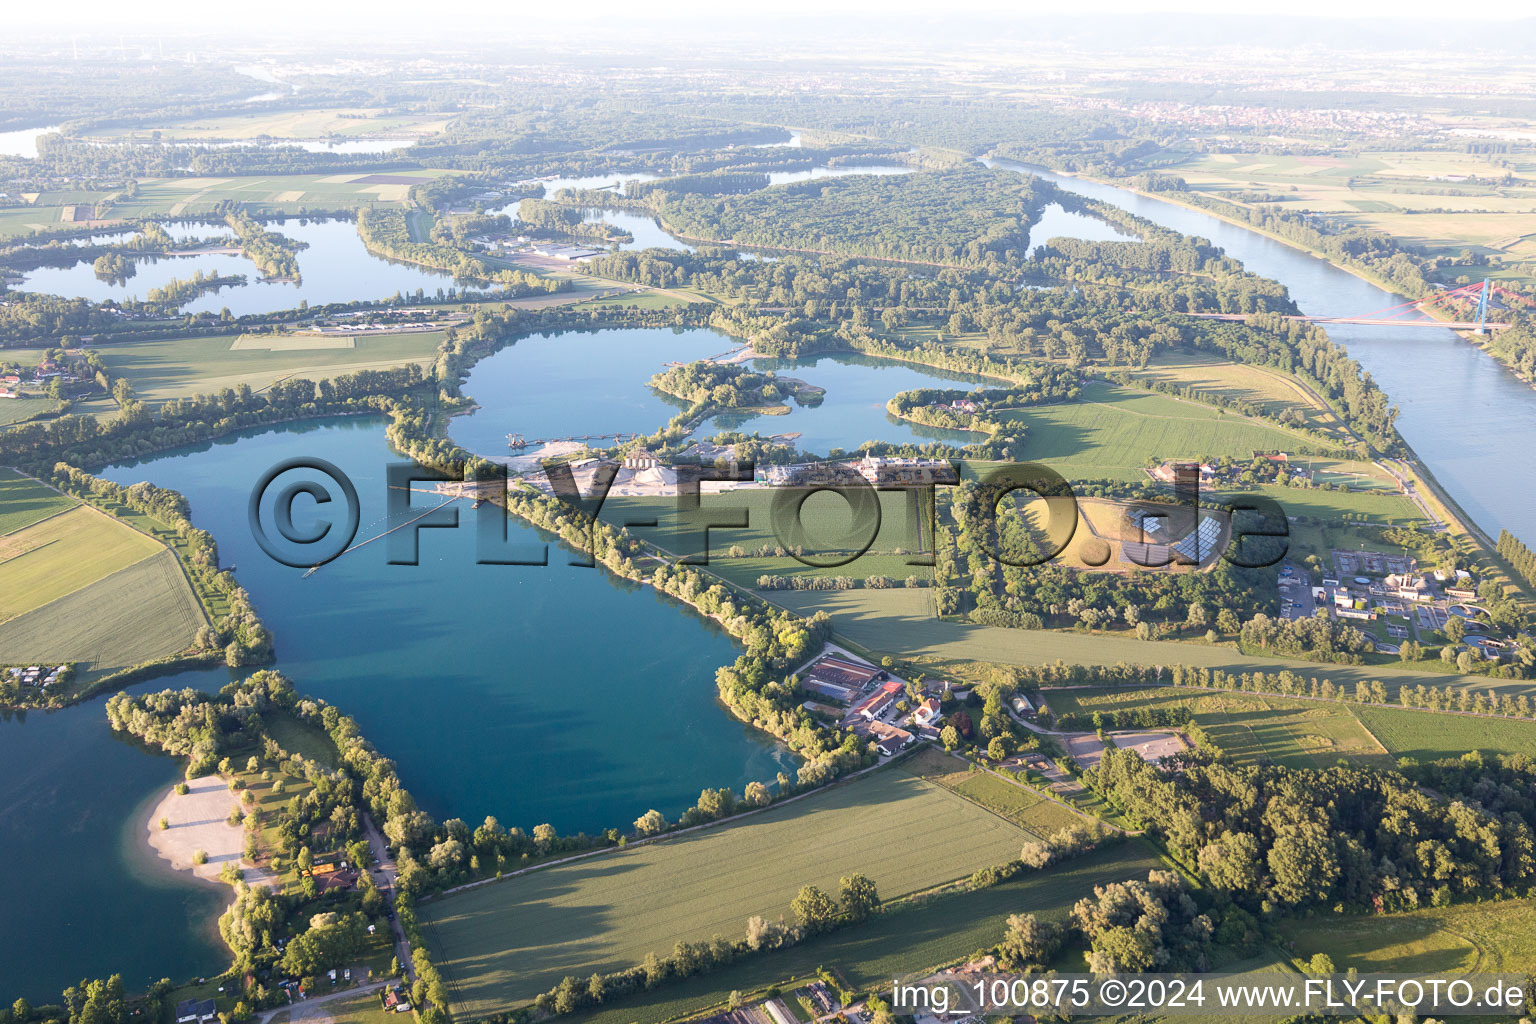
[145,774,277,888]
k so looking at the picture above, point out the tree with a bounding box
[790,884,838,934]
[1445,616,1466,643]
[940,725,960,750]
[1198,832,1261,893]
[999,913,1060,969]
[987,736,1010,761]
[634,809,668,836]
[1217,608,1242,634]
[1267,822,1340,906]
[744,780,771,807]
[533,823,558,850]
[838,873,879,922]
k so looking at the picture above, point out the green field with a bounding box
[1352,704,1536,760]
[100,171,450,219]
[424,768,1038,1015]
[601,487,929,585]
[561,841,1166,1024]
[1277,897,1536,976]
[1042,686,1390,770]
[91,330,443,405]
[1118,351,1347,436]
[901,746,1089,835]
[0,505,167,622]
[0,395,60,426]
[764,587,1536,704]
[0,468,78,535]
[997,380,1312,483]
[1242,482,1425,526]
[90,108,455,143]
[0,549,204,675]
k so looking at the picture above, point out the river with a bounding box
[986,156,1536,544]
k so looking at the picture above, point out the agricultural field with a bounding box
[1277,897,1536,976]
[103,172,451,219]
[89,330,445,405]
[0,505,166,621]
[88,108,455,143]
[0,468,77,535]
[1352,704,1536,760]
[1117,351,1347,436]
[996,381,1314,483]
[1162,150,1536,284]
[0,395,61,427]
[422,768,1036,1015]
[901,747,1089,835]
[0,549,204,675]
[549,842,1167,1024]
[1241,482,1426,526]
[1042,686,1391,769]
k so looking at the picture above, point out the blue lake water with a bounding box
[17,218,459,315]
[0,690,229,1001]
[715,353,992,453]
[101,417,793,838]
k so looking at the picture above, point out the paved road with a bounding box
[258,983,386,1024]
[363,813,415,985]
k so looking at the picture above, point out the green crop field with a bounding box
[997,381,1313,483]
[1242,482,1425,526]
[1277,897,1536,977]
[1351,704,1536,760]
[423,768,1039,1016]
[0,549,204,674]
[1118,352,1344,432]
[901,746,1089,836]
[1041,686,1390,769]
[101,171,451,219]
[0,468,78,535]
[91,330,443,405]
[0,395,60,426]
[560,841,1167,1024]
[0,505,165,621]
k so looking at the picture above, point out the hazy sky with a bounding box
[7,0,1533,30]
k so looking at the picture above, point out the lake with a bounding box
[988,156,1536,545]
[0,686,231,1002]
[0,124,61,159]
[714,352,992,453]
[17,217,461,316]
[449,326,992,457]
[101,416,794,838]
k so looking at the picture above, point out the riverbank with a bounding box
[1058,165,1536,395]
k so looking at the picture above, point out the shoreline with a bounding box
[142,773,278,891]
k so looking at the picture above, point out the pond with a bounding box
[16,217,462,316]
[101,416,794,838]
[1025,202,1137,257]
[0,685,231,1002]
